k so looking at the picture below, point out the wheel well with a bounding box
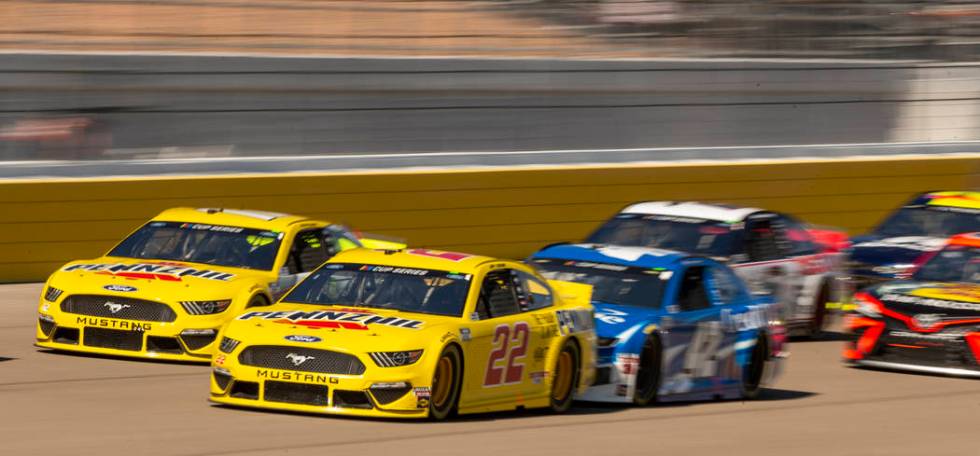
[248,294,271,308]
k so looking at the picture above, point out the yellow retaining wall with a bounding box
[2,155,978,283]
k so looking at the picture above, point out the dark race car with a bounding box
[848,191,980,290]
[844,232,980,377]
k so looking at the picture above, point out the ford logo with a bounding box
[285,335,321,343]
[103,284,138,293]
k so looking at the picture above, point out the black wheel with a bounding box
[741,335,768,399]
[550,340,580,413]
[809,283,831,339]
[429,345,463,421]
[633,336,662,406]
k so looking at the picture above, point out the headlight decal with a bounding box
[218,336,241,353]
[44,287,64,302]
[180,300,232,315]
[369,350,423,367]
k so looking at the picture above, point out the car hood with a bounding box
[849,235,946,278]
[49,257,271,301]
[223,302,459,352]
[868,281,980,323]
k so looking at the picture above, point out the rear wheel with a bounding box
[741,335,768,399]
[809,283,831,339]
[633,336,662,406]
[550,340,580,413]
[429,345,462,421]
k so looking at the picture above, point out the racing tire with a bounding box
[549,339,580,413]
[741,335,768,400]
[428,345,463,421]
[633,336,662,406]
[808,283,831,340]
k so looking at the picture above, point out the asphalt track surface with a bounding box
[3,282,979,456]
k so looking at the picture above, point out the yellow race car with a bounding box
[36,207,404,362]
[209,248,596,419]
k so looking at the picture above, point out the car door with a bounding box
[775,214,831,322]
[462,267,538,408]
[740,213,799,316]
[706,263,757,383]
[659,263,726,394]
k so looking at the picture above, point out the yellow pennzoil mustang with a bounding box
[35,207,404,361]
[209,248,596,420]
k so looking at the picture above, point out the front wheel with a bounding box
[808,283,831,339]
[550,340,580,413]
[633,336,662,406]
[741,335,768,399]
[428,345,463,421]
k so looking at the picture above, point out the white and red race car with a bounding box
[585,202,849,337]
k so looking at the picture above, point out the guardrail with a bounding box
[2,154,977,283]
[2,54,980,163]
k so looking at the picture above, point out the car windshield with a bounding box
[586,214,736,257]
[108,221,283,270]
[875,206,980,238]
[913,244,980,284]
[532,258,667,308]
[282,263,473,317]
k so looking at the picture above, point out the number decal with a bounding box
[483,322,530,386]
[683,322,723,377]
[407,248,472,262]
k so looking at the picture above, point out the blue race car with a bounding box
[849,191,980,290]
[529,243,787,404]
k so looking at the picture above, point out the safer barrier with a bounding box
[2,154,978,283]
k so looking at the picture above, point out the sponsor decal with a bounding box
[407,249,473,262]
[440,332,453,343]
[882,293,980,312]
[256,369,328,384]
[615,384,629,397]
[556,309,594,335]
[912,314,944,329]
[596,308,628,325]
[852,236,944,252]
[530,371,548,384]
[414,387,431,409]
[214,355,226,366]
[285,335,322,343]
[617,354,640,375]
[180,223,244,233]
[63,262,235,282]
[237,309,424,330]
[103,284,138,292]
[75,316,151,331]
[890,330,963,341]
[460,328,471,341]
[285,353,316,366]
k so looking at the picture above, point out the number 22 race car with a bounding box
[35,207,404,362]
[530,243,786,404]
[209,248,596,419]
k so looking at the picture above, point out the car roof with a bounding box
[328,248,500,273]
[531,243,695,270]
[151,207,318,231]
[618,201,763,223]
[911,191,980,210]
[949,232,980,248]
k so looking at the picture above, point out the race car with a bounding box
[844,232,980,377]
[848,191,980,290]
[529,243,786,404]
[584,202,847,336]
[35,207,405,362]
[208,248,596,419]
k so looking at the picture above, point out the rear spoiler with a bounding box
[805,224,851,253]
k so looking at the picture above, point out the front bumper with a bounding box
[208,349,432,419]
[35,298,226,362]
[844,318,980,378]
